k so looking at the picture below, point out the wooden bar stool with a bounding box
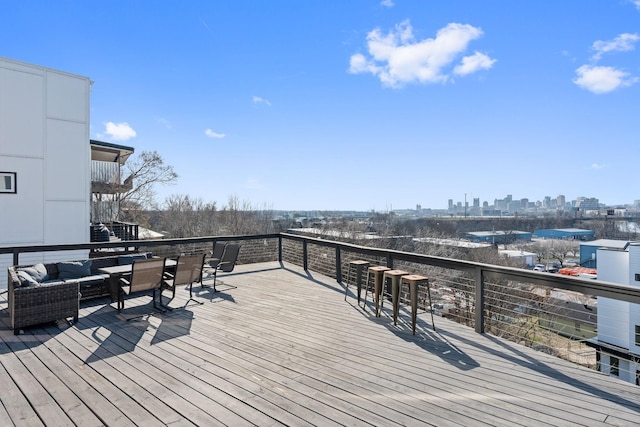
[364,266,390,313]
[344,260,370,304]
[381,269,410,318]
[401,274,435,334]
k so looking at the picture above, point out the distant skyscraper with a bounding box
[448,199,453,210]
[557,195,566,209]
[473,198,480,208]
[575,197,600,210]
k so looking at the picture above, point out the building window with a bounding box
[636,325,640,346]
[636,370,640,387]
[0,172,16,194]
[610,357,619,377]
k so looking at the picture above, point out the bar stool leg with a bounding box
[355,265,364,304]
[392,277,401,325]
[426,279,436,331]
[344,263,353,301]
[363,271,372,311]
[375,275,383,317]
[410,280,418,334]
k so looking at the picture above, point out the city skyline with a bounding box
[2,1,639,211]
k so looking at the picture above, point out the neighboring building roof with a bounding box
[580,239,632,249]
[413,237,491,249]
[467,230,531,237]
[137,226,165,240]
[499,249,537,257]
[90,139,134,164]
[553,228,593,233]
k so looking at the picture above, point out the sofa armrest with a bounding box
[10,280,80,334]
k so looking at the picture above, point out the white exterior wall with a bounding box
[0,57,90,281]
[596,248,629,348]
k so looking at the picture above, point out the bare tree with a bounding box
[161,194,217,238]
[119,151,178,223]
[528,242,549,265]
[547,240,578,267]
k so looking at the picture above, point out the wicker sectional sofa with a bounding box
[7,253,151,334]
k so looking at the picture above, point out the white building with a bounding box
[588,243,640,386]
[0,57,91,281]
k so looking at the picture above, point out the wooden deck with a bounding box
[1,262,639,426]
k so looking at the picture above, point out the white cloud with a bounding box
[252,96,272,106]
[630,1,640,10]
[381,0,394,8]
[590,163,605,170]
[591,33,639,61]
[104,122,136,141]
[204,128,226,138]
[349,21,494,87]
[573,65,638,94]
[454,51,496,75]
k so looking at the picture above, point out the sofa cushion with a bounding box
[118,254,148,265]
[17,263,49,285]
[16,270,39,287]
[57,260,93,280]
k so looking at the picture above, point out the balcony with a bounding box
[1,234,639,425]
[91,160,133,194]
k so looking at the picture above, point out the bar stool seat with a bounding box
[381,269,410,319]
[401,274,435,334]
[364,266,390,313]
[344,260,370,304]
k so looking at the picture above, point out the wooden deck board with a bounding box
[1,261,639,426]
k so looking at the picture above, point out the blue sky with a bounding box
[2,1,639,211]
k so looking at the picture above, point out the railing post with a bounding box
[278,236,283,262]
[13,249,19,266]
[336,247,342,283]
[302,241,308,271]
[386,253,394,269]
[474,267,485,334]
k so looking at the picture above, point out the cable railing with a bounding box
[3,232,640,383]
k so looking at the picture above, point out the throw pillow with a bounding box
[57,260,93,280]
[16,270,39,287]
[17,263,49,284]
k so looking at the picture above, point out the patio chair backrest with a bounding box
[130,258,166,293]
[219,244,241,273]
[174,254,206,285]
[211,242,227,261]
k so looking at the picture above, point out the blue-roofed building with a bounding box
[579,239,632,268]
[533,228,595,241]
[464,230,532,244]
